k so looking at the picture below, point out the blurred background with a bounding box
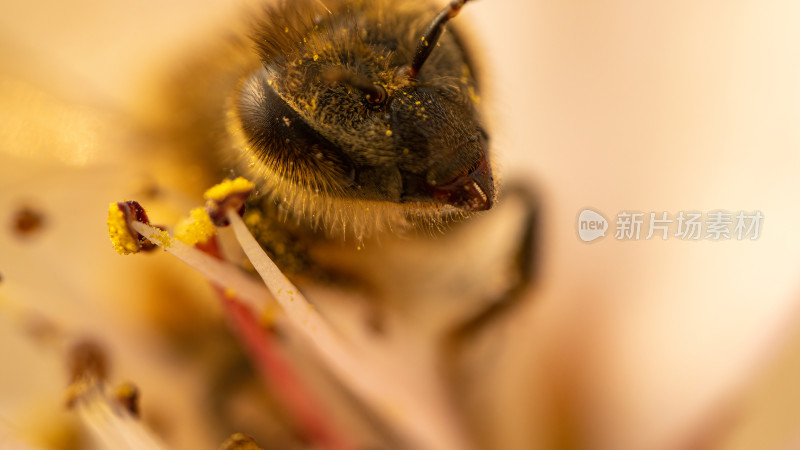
[2,0,800,449]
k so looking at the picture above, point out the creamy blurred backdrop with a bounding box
[2,0,800,449]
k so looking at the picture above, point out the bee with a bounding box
[145,0,535,284]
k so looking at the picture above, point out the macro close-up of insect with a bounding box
[5,0,800,449]
[148,0,537,279]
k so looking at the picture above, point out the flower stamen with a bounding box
[109,178,473,450]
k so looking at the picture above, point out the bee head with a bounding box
[232,0,492,232]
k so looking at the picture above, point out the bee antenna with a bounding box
[406,0,471,79]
